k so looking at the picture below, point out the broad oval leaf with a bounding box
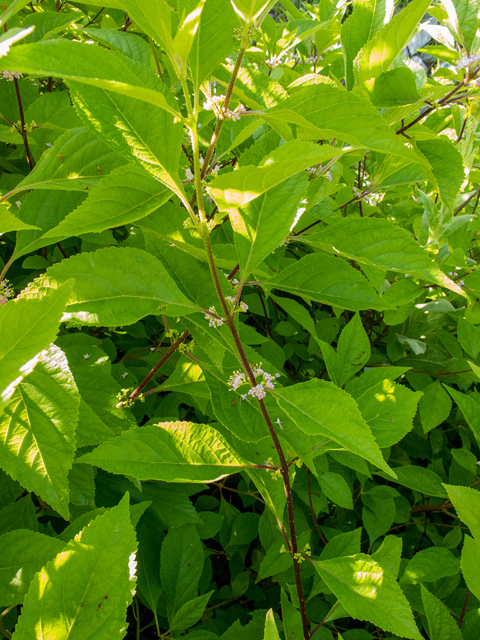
[313,554,422,640]
[274,379,394,475]
[12,494,136,640]
[78,421,249,483]
[303,218,466,297]
[258,253,392,312]
[21,246,199,326]
[0,282,72,410]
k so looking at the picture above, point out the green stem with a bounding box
[201,228,310,640]
[200,26,249,180]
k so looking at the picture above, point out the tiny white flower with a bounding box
[83,354,90,361]
[46,142,52,147]
[15,201,21,208]
[150,347,156,352]
[121,372,128,378]
[185,167,194,181]
[276,418,284,430]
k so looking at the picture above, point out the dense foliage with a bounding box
[1,0,480,638]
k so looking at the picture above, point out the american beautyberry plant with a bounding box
[1,0,480,639]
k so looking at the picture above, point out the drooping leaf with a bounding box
[0,282,72,411]
[160,524,204,621]
[444,484,480,541]
[40,165,170,244]
[1,127,125,201]
[376,465,448,498]
[461,535,480,602]
[354,0,431,84]
[258,253,391,312]
[419,381,452,433]
[318,472,353,509]
[169,591,213,631]
[0,529,65,606]
[400,547,460,584]
[0,0,31,28]
[0,345,79,519]
[364,67,421,107]
[22,247,199,326]
[69,80,184,196]
[0,208,39,233]
[444,386,480,444]
[303,218,466,297]
[78,421,249,482]
[312,554,422,640]
[82,28,152,66]
[416,137,464,211]
[420,584,463,640]
[341,0,387,90]
[0,39,182,117]
[274,379,394,475]
[443,0,480,53]
[265,84,428,165]
[12,494,137,640]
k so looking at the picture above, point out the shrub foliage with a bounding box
[1,0,480,638]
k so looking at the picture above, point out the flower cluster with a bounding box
[226,295,248,312]
[202,94,225,112]
[457,53,480,69]
[228,364,281,400]
[2,70,21,81]
[0,280,14,306]
[448,271,464,286]
[205,306,224,327]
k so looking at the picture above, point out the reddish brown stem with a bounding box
[13,76,34,171]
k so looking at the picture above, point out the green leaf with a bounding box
[24,247,198,326]
[170,591,213,631]
[0,207,39,233]
[274,379,394,475]
[419,381,452,434]
[57,334,135,447]
[265,84,427,165]
[232,0,273,21]
[170,1,206,79]
[0,39,182,117]
[0,282,72,411]
[78,421,249,482]
[444,484,480,541]
[457,317,480,360]
[12,494,137,640]
[41,165,170,244]
[372,535,402,580]
[420,584,463,640]
[400,547,460,584]
[22,11,78,43]
[264,609,281,640]
[0,345,79,519]
[341,0,387,90]
[354,378,422,448]
[82,28,151,66]
[259,253,391,312]
[0,529,65,606]
[69,79,184,196]
[0,1,30,28]
[444,0,480,53]
[376,465,448,498]
[303,218,466,297]
[13,191,88,261]
[364,67,421,107]
[189,0,237,88]
[416,137,464,212]
[335,313,371,387]
[461,535,480,601]
[207,140,357,211]
[362,488,396,544]
[354,0,431,84]
[318,472,353,509]
[320,529,362,561]
[231,173,308,281]
[444,386,480,444]
[136,523,163,614]
[312,554,422,640]
[0,494,37,534]
[2,127,125,200]
[160,524,204,620]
